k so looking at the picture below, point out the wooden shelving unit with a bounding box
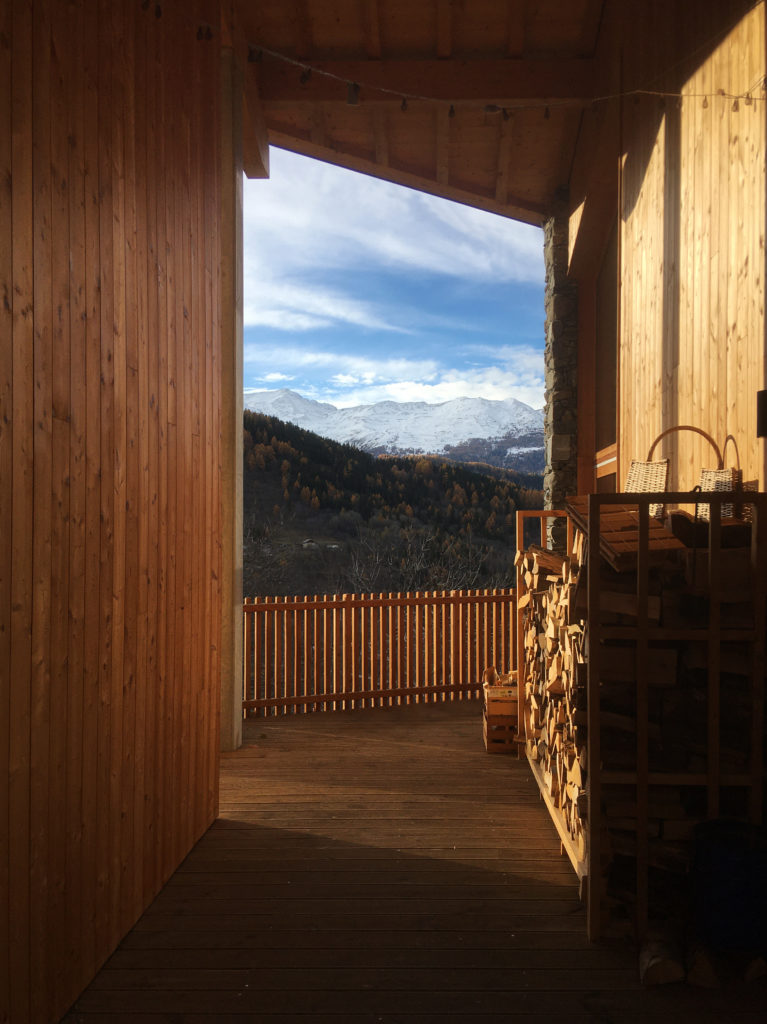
[516,493,767,942]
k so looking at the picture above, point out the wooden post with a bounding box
[586,495,602,941]
[636,500,649,938]
[219,44,243,750]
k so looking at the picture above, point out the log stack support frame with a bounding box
[517,493,767,943]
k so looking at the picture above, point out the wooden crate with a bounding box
[483,711,517,754]
[483,681,517,716]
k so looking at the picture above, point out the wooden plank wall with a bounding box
[617,0,765,489]
[1,2,223,1021]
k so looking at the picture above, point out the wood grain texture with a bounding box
[64,703,767,1021]
[616,0,765,490]
[2,2,223,1020]
[242,590,515,714]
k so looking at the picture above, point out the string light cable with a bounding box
[246,41,766,117]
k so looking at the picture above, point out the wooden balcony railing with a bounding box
[242,589,516,715]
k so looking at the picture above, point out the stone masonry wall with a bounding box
[543,208,579,511]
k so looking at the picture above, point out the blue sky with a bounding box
[243,148,545,410]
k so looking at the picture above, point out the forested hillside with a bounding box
[243,410,544,596]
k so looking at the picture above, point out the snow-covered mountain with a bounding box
[243,389,545,473]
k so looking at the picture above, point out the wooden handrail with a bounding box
[243,591,515,613]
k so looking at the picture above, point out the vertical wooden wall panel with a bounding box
[0,3,13,1019]
[9,5,35,1020]
[29,0,53,1016]
[3,2,224,1020]
[81,0,102,982]
[616,0,765,488]
[0,0,11,994]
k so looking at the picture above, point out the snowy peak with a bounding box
[243,388,544,473]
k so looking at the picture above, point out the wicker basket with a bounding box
[625,426,723,520]
[697,433,756,522]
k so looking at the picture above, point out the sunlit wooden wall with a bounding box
[618,0,765,488]
[1,1,223,1020]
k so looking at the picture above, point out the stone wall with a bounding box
[543,208,579,511]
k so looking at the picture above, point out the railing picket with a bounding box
[377,593,384,709]
[413,592,421,703]
[481,589,487,675]
[302,594,309,714]
[285,596,294,718]
[311,594,318,714]
[440,590,447,703]
[387,592,395,708]
[396,592,404,706]
[243,597,252,717]
[430,590,438,704]
[323,594,331,712]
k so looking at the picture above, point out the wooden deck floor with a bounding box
[63,702,765,1022]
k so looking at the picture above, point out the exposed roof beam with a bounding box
[267,130,548,226]
[437,0,453,59]
[242,66,270,178]
[506,0,525,56]
[257,57,596,106]
[577,0,606,56]
[362,0,382,59]
[373,107,389,166]
[436,106,450,185]
[293,0,313,59]
[309,106,327,148]
[495,114,513,204]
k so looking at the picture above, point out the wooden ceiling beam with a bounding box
[436,106,450,185]
[506,0,526,56]
[373,107,389,166]
[242,66,270,178]
[495,114,513,205]
[577,0,606,56]
[258,57,596,105]
[362,0,382,59]
[437,0,453,59]
[267,131,549,226]
[293,0,313,60]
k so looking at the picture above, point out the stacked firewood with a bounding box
[518,525,764,938]
[516,535,588,863]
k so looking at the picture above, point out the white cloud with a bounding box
[243,148,544,289]
[322,371,544,411]
[241,148,546,412]
[243,341,439,384]
[243,277,411,333]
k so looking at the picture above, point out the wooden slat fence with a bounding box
[243,589,516,715]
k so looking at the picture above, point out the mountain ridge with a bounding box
[243,388,545,472]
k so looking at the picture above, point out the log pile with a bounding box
[517,518,765,937]
[516,537,588,865]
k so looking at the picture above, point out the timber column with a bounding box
[543,204,579,511]
[220,45,244,751]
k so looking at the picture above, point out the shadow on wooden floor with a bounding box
[63,701,766,1021]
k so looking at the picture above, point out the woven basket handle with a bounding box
[646,425,723,468]
[721,433,741,470]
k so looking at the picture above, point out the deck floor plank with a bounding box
[63,703,767,1021]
